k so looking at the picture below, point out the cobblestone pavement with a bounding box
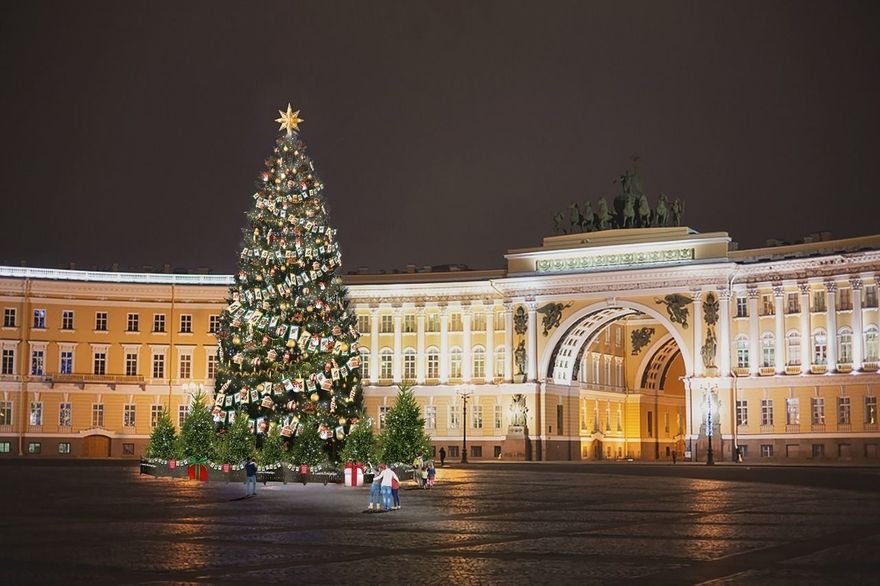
[1,460,879,585]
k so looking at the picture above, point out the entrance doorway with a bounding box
[83,435,111,457]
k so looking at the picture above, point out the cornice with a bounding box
[731,252,880,285]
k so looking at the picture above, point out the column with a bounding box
[439,305,449,384]
[526,301,538,382]
[773,285,785,374]
[718,289,731,376]
[747,287,759,376]
[798,283,811,374]
[416,305,426,384]
[691,290,704,377]
[392,307,403,383]
[369,307,379,383]
[851,277,864,370]
[485,303,495,379]
[461,305,472,382]
[825,280,838,371]
[503,304,514,382]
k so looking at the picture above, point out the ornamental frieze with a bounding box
[536,247,695,273]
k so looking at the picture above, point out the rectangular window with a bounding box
[179,314,192,333]
[95,312,108,331]
[735,297,748,318]
[494,405,502,430]
[449,313,462,332]
[380,352,392,379]
[472,405,483,429]
[179,354,192,379]
[123,443,135,455]
[425,405,437,429]
[31,350,44,376]
[866,396,877,425]
[58,442,71,454]
[449,352,462,379]
[60,350,73,374]
[62,310,74,330]
[59,403,71,427]
[838,397,851,425]
[761,399,774,426]
[403,314,416,333]
[811,398,825,424]
[664,411,670,433]
[837,288,852,311]
[0,441,9,453]
[865,285,878,307]
[126,313,139,332]
[30,402,42,426]
[153,314,166,333]
[178,405,189,428]
[812,444,825,458]
[494,311,504,331]
[0,401,12,425]
[473,350,485,379]
[448,405,459,429]
[123,404,136,427]
[152,354,165,379]
[208,315,220,334]
[736,400,748,426]
[28,442,41,454]
[448,445,459,458]
[93,352,106,375]
[92,404,104,428]
[761,295,774,316]
[426,352,439,379]
[761,444,773,458]
[33,309,46,329]
[2,348,15,375]
[647,411,653,437]
[3,308,15,328]
[470,445,482,458]
[813,291,826,312]
[787,293,800,314]
[380,315,393,333]
[357,314,370,334]
[151,405,163,429]
[378,405,389,429]
[426,314,440,332]
[472,312,486,331]
[786,398,800,425]
[556,404,563,435]
[403,352,416,380]
[125,352,138,377]
[207,354,217,379]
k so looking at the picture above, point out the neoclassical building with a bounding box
[1,226,878,462]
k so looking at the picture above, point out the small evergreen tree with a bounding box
[258,423,286,466]
[378,382,432,465]
[179,390,216,461]
[291,419,326,466]
[145,410,178,459]
[339,418,379,466]
[215,410,255,464]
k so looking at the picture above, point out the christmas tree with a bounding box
[378,383,432,465]
[145,410,178,459]
[213,105,363,457]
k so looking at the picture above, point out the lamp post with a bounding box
[706,386,716,465]
[458,386,473,463]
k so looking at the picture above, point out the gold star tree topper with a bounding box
[275,104,304,135]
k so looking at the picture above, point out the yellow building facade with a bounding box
[1,226,878,462]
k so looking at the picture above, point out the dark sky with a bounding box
[1,1,879,273]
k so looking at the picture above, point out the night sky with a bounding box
[1,2,878,274]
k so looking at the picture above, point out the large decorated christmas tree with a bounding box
[212,105,363,454]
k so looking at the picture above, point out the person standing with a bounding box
[367,464,383,512]
[376,463,399,512]
[439,447,446,467]
[391,473,401,510]
[672,450,677,464]
[245,457,257,497]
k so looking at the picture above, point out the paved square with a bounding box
[1,461,879,584]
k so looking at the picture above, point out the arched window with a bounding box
[426,347,439,379]
[403,348,416,380]
[813,329,827,365]
[494,345,505,379]
[735,335,750,368]
[786,330,801,366]
[359,348,370,379]
[865,326,879,362]
[380,348,393,379]
[449,347,462,379]
[472,346,485,379]
[761,332,775,368]
[838,327,853,365]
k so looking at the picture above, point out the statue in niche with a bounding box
[595,198,612,230]
[654,293,692,329]
[630,327,655,355]
[703,292,719,326]
[509,393,529,427]
[701,327,717,369]
[513,306,527,335]
[655,193,669,227]
[537,302,571,336]
[514,340,527,376]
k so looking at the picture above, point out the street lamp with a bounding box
[706,386,716,465]
[458,385,474,463]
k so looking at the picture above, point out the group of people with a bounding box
[412,454,436,489]
[366,453,438,513]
